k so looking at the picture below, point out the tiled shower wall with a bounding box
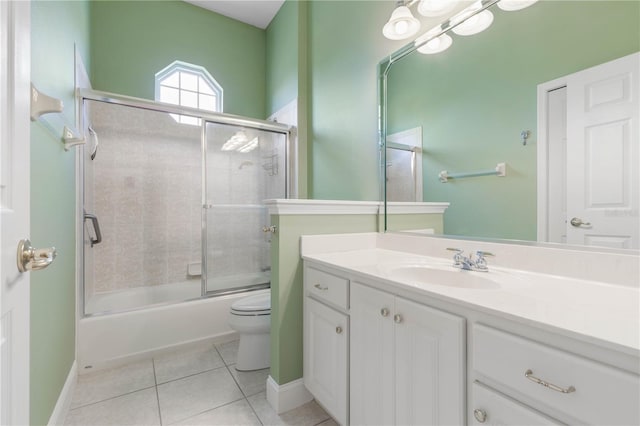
[86,101,286,296]
[89,102,202,293]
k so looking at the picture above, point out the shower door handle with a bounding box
[84,213,102,247]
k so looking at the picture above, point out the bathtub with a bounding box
[78,278,269,371]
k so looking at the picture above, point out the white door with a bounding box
[0,1,31,424]
[303,298,348,425]
[566,53,639,248]
[349,282,395,426]
[394,297,465,426]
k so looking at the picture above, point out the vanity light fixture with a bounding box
[497,0,539,11]
[417,0,458,18]
[383,2,421,40]
[416,33,453,54]
[451,9,494,36]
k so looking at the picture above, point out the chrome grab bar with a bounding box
[84,212,102,247]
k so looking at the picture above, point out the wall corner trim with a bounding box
[47,360,77,426]
[266,375,314,414]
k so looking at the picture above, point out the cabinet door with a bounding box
[304,297,348,425]
[395,297,465,426]
[350,282,395,426]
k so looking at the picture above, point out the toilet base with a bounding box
[236,332,270,371]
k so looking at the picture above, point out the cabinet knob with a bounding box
[473,408,487,423]
[335,326,343,334]
[393,314,402,324]
[380,308,390,317]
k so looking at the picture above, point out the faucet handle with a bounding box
[474,251,494,271]
[446,248,464,266]
[475,251,494,258]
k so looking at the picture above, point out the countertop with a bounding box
[303,248,640,357]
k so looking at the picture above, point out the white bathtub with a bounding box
[78,284,269,371]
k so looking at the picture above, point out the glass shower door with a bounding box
[204,121,287,294]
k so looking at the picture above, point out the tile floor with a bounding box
[64,340,336,426]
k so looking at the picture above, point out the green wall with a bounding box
[387,1,640,240]
[90,0,266,119]
[30,1,90,424]
[307,1,397,200]
[266,0,298,116]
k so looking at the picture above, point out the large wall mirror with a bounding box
[381,0,639,250]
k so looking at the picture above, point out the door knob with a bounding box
[17,239,57,272]
[570,217,591,227]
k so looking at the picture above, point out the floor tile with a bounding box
[171,399,261,426]
[247,392,330,426]
[154,343,225,384]
[228,367,269,397]
[71,359,156,409]
[215,340,239,366]
[64,388,160,426]
[157,368,244,425]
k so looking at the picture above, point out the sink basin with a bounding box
[382,264,501,289]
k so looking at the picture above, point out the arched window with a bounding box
[155,61,223,125]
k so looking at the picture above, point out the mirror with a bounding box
[382,0,639,249]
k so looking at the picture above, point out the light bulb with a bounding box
[416,33,453,54]
[394,20,409,35]
[497,0,539,11]
[383,5,421,40]
[418,0,458,17]
[426,37,441,49]
[452,9,493,36]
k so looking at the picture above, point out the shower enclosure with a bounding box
[80,90,290,316]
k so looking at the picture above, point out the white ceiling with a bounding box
[183,0,286,29]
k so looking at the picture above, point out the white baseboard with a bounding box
[266,375,314,414]
[48,360,77,425]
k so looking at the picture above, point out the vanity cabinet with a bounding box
[303,266,349,425]
[471,324,640,425]
[302,259,639,426]
[350,282,465,426]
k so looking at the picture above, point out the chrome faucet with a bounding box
[446,248,494,272]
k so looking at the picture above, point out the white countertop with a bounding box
[302,247,640,356]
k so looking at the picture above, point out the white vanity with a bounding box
[301,232,639,426]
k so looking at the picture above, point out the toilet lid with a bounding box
[231,292,271,313]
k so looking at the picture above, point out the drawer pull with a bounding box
[314,283,328,291]
[525,369,576,394]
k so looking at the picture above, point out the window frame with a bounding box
[155,60,223,116]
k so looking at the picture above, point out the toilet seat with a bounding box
[230,292,271,316]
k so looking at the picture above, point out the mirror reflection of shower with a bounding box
[385,127,423,202]
[82,96,288,316]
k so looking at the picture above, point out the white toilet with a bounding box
[228,291,271,371]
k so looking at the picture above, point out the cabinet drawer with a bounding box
[473,324,639,425]
[305,266,349,309]
[471,381,562,425]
